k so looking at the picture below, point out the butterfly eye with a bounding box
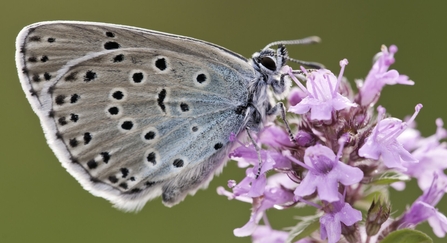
[258,56,277,71]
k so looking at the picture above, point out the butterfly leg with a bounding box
[245,127,263,178]
[267,102,296,143]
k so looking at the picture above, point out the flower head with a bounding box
[288,60,357,121]
[398,175,447,237]
[320,194,363,243]
[401,118,447,190]
[358,45,414,106]
[217,44,446,243]
[359,104,421,170]
[218,153,295,237]
[293,142,364,203]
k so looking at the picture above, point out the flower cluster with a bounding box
[217,45,447,243]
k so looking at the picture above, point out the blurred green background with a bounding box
[1,1,446,242]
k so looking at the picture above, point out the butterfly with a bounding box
[15,21,320,211]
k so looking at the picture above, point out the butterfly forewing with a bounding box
[16,21,256,211]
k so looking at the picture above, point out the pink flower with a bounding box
[320,194,363,243]
[358,45,414,106]
[400,119,447,190]
[398,174,447,237]
[288,60,357,121]
[359,105,421,170]
[217,43,447,242]
[218,155,294,237]
[292,143,364,203]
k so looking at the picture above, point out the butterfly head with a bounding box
[243,37,324,131]
[251,45,289,95]
[250,37,324,96]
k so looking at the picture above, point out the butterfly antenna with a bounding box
[263,36,321,50]
[265,36,325,69]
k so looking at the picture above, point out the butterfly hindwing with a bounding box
[16,21,256,210]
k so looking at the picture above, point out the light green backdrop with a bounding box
[1,1,446,242]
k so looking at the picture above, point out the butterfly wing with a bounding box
[16,21,255,211]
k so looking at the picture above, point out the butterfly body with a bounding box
[16,21,310,211]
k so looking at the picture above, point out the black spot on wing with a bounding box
[121,121,133,130]
[65,72,78,81]
[44,72,51,80]
[105,31,115,37]
[29,36,41,42]
[70,156,78,163]
[70,94,80,103]
[40,55,49,62]
[87,159,97,169]
[196,73,207,83]
[56,132,63,140]
[113,54,124,62]
[132,72,143,83]
[70,114,79,122]
[32,74,40,82]
[119,183,128,189]
[173,159,184,168]
[146,152,156,165]
[120,168,129,178]
[214,143,223,150]
[145,181,156,187]
[58,117,67,126]
[83,132,92,145]
[84,71,96,81]
[109,176,118,183]
[157,89,166,112]
[180,103,189,112]
[101,152,110,163]
[55,95,65,105]
[130,188,141,193]
[144,131,155,140]
[112,91,124,100]
[155,58,167,71]
[108,107,119,115]
[69,138,78,147]
[104,41,120,50]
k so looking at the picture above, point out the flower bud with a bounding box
[366,198,391,236]
[341,223,360,243]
